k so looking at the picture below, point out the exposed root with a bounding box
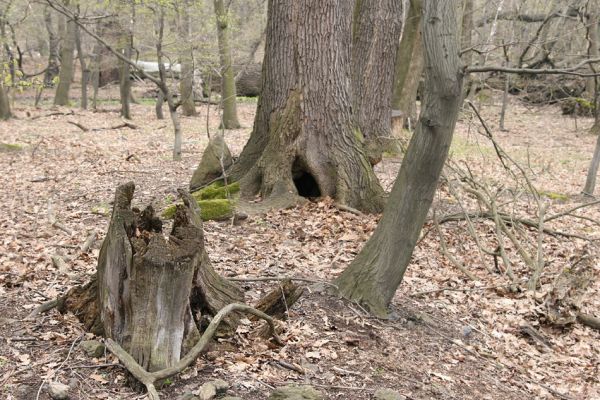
[105,303,283,400]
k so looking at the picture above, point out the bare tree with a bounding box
[54,0,75,106]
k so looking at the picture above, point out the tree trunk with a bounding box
[75,24,89,110]
[586,2,600,136]
[178,0,196,117]
[60,183,243,373]
[391,0,423,133]
[118,6,134,120]
[54,3,76,106]
[43,6,60,87]
[335,0,464,316]
[227,0,385,213]
[0,83,10,120]
[460,0,473,99]
[583,134,600,195]
[214,0,240,129]
[352,0,403,163]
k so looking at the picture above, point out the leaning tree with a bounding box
[218,0,385,213]
[335,0,464,316]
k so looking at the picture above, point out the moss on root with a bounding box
[163,198,234,220]
[196,181,240,200]
[0,143,23,152]
[162,183,239,220]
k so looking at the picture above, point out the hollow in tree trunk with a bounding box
[391,0,423,133]
[214,0,240,129]
[54,6,76,106]
[352,0,403,163]
[335,0,464,316]
[228,0,385,213]
[59,183,243,373]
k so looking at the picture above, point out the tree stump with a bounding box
[61,182,243,372]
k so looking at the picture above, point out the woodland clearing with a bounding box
[0,85,599,400]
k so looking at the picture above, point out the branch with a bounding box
[467,57,600,77]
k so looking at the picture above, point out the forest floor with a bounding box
[0,84,599,400]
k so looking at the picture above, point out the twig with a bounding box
[433,213,478,281]
[105,303,283,400]
[35,334,82,400]
[544,199,600,223]
[409,285,508,297]
[273,360,304,374]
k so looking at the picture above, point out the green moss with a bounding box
[354,127,365,143]
[0,143,23,152]
[91,203,110,215]
[539,190,569,202]
[162,198,234,220]
[196,181,240,200]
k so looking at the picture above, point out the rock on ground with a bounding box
[374,388,406,400]
[267,385,324,400]
[47,381,70,400]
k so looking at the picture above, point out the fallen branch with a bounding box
[229,275,337,288]
[433,213,478,281]
[105,303,283,400]
[67,120,140,132]
[80,230,97,253]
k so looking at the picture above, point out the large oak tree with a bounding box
[228,0,385,213]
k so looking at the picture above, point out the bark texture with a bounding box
[54,5,76,106]
[391,0,423,132]
[214,0,240,128]
[61,183,243,373]
[352,0,403,162]
[43,6,60,87]
[178,0,196,117]
[335,0,464,316]
[229,0,385,213]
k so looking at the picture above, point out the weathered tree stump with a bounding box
[61,182,243,372]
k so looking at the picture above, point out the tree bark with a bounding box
[61,183,243,373]
[43,6,60,87]
[214,0,240,128]
[335,0,464,316]
[227,0,385,213]
[583,134,600,195]
[352,0,403,162]
[178,0,197,117]
[391,0,423,132]
[0,83,10,120]
[75,23,89,110]
[586,1,600,136]
[54,1,76,106]
[118,4,135,120]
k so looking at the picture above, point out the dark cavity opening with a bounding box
[292,159,321,198]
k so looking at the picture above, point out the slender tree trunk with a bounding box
[224,0,384,213]
[214,0,240,128]
[54,2,76,106]
[335,0,464,316]
[352,0,403,163]
[43,6,60,87]
[178,0,196,117]
[586,2,600,136]
[75,24,89,110]
[460,0,473,98]
[118,4,135,120]
[0,83,10,120]
[583,134,600,195]
[391,0,423,132]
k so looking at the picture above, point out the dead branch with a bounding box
[80,230,97,253]
[467,57,600,77]
[105,303,283,400]
[27,298,60,318]
[47,200,73,236]
[67,121,89,131]
[68,121,140,132]
[433,213,478,281]
[30,110,74,120]
[544,199,600,223]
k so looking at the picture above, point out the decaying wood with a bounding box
[254,279,304,320]
[51,182,245,383]
[542,247,596,330]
